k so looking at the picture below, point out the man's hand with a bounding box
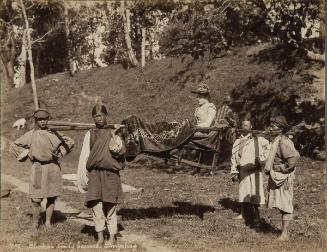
[255,157,265,168]
[13,118,27,130]
[17,149,30,161]
[76,181,88,194]
[280,163,295,174]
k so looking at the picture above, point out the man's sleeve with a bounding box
[76,131,90,193]
[280,137,300,168]
[10,130,33,160]
[54,131,75,157]
[230,139,239,174]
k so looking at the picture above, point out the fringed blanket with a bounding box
[190,128,234,150]
[120,115,196,159]
[120,115,235,161]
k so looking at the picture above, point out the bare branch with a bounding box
[31,29,53,44]
[26,3,36,10]
[0,14,21,26]
[0,18,9,25]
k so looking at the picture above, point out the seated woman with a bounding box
[191,83,217,137]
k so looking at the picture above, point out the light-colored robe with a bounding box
[231,134,270,205]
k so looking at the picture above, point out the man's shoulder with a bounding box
[233,138,241,145]
[280,135,294,147]
[15,129,34,140]
[257,135,269,143]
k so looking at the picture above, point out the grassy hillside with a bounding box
[2,44,323,158]
[1,44,325,252]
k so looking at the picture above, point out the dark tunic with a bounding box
[85,128,125,207]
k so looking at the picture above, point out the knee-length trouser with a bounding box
[92,201,118,234]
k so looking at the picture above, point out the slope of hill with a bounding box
[1,44,326,252]
[2,44,324,156]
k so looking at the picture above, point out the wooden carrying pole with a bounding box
[47,121,125,131]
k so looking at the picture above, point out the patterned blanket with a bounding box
[120,115,236,161]
[120,115,196,159]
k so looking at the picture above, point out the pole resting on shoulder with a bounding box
[47,121,125,131]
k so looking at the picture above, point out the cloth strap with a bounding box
[254,136,260,168]
[264,136,289,187]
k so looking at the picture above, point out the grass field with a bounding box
[1,44,326,251]
[1,153,326,251]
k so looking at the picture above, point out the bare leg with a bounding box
[109,234,117,245]
[253,205,260,224]
[233,203,245,220]
[96,231,105,247]
[92,201,106,247]
[104,203,118,245]
[31,198,42,229]
[45,197,56,227]
[278,219,290,240]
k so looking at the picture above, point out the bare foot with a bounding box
[32,222,39,230]
[233,214,244,220]
[108,235,117,246]
[95,239,105,248]
[277,233,290,241]
[45,221,52,228]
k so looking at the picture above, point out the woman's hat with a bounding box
[191,83,210,95]
[270,115,290,129]
[33,109,50,119]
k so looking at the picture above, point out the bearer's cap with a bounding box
[33,109,50,119]
[92,103,108,116]
[191,83,210,95]
[270,115,289,129]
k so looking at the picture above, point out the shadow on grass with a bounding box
[218,197,280,234]
[118,201,215,221]
[39,210,67,225]
[248,45,309,71]
[81,224,125,241]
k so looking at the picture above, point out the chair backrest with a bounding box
[213,104,233,127]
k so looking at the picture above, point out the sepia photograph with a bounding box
[0,0,325,251]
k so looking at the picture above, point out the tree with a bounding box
[19,0,38,109]
[0,0,21,89]
[120,0,139,67]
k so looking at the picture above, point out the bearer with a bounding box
[77,103,126,247]
[264,115,300,240]
[10,109,74,228]
[230,119,270,224]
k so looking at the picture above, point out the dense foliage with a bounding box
[230,47,325,159]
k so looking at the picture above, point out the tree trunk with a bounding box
[319,0,325,41]
[15,29,27,88]
[63,1,74,72]
[141,27,146,67]
[0,51,14,90]
[0,54,10,94]
[121,0,139,67]
[35,49,40,78]
[20,0,39,110]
